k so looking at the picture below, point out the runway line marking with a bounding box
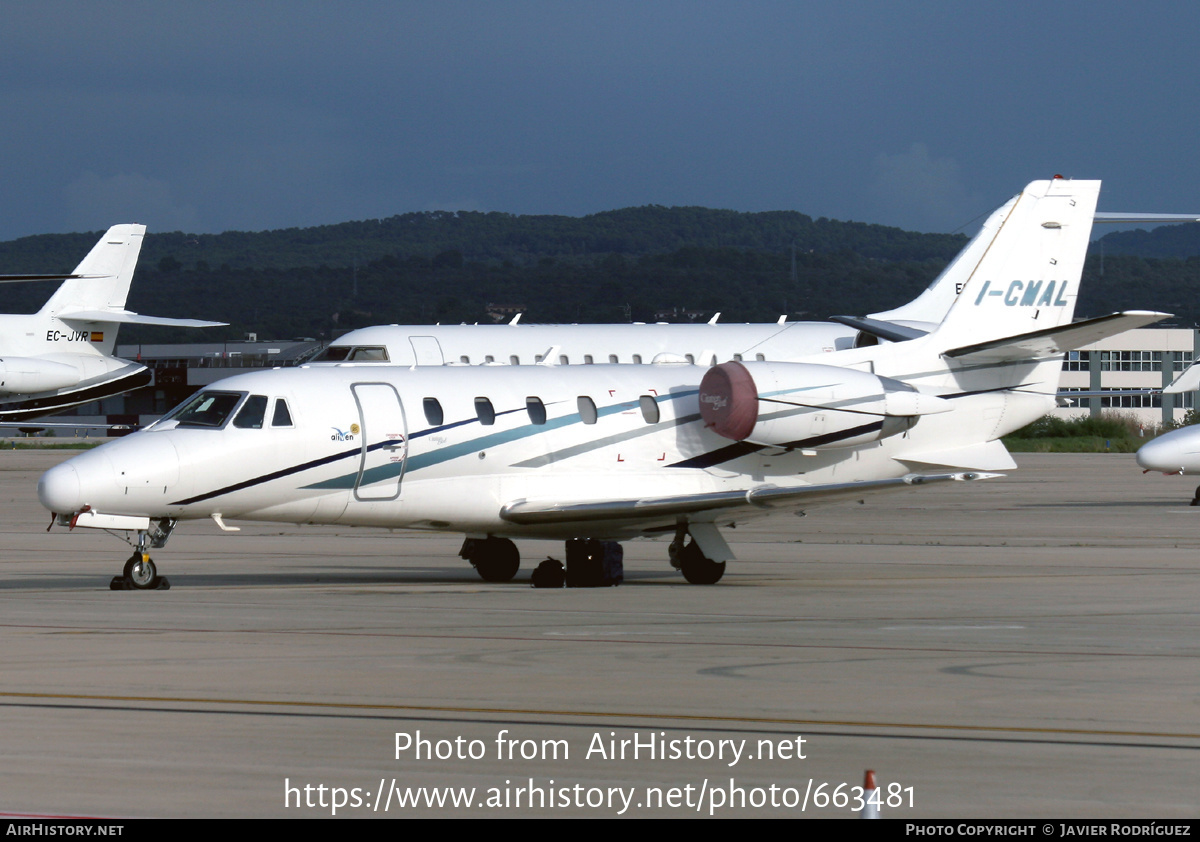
[3,690,1199,742]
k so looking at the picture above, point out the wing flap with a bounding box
[500,472,998,525]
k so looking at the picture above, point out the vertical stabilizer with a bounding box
[39,224,146,317]
[926,179,1100,352]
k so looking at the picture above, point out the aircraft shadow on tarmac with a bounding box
[0,567,677,590]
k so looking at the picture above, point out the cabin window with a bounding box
[559,355,569,365]
[475,397,496,425]
[233,395,269,429]
[460,355,470,364]
[510,355,520,365]
[685,354,695,364]
[526,397,547,425]
[639,394,660,424]
[485,355,495,363]
[608,354,618,363]
[584,355,594,364]
[423,397,444,426]
[756,353,765,361]
[633,354,642,364]
[578,396,598,425]
[733,353,743,361]
[170,390,244,429]
[271,398,293,427]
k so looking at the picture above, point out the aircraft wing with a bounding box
[499,471,997,526]
[943,311,1170,362]
[57,309,227,327]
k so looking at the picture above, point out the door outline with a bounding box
[351,382,407,501]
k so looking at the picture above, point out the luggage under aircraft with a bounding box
[38,178,1169,589]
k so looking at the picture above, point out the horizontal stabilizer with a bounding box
[58,309,227,328]
[500,472,997,525]
[1165,362,1200,394]
[943,311,1170,362]
[829,316,929,343]
[0,274,104,284]
[1094,213,1200,224]
[895,439,1017,472]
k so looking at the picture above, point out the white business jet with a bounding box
[311,201,1192,369]
[310,195,1018,367]
[39,179,1168,589]
[0,225,224,422]
[1134,365,1200,501]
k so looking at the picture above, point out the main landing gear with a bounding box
[460,536,521,582]
[462,525,728,585]
[669,526,726,585]
[109,520,176,590]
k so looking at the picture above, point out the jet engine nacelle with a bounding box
[698,360,952,449]
[0,357,80,395]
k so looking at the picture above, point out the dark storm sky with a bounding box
[2,1,1197,239]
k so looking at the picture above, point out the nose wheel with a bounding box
[111,552,170,590]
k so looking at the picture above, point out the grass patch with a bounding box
[1002,412,1155,453]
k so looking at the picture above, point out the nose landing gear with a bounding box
[111,552,168,590]
[109,519,176,590]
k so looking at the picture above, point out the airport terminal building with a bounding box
[10,328,1199,435]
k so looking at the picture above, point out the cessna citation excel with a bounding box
[39,179,1168,588]
[0,224,223,422]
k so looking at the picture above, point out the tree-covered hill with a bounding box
[0,207,1198,343]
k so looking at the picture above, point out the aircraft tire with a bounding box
[123,554,159,590]
[678,541,725,585]
[471,538,520,583]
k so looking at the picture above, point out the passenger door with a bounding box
[351,383,407,501]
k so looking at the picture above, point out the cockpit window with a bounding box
[313,346,351,362]
[171,391,245,428]
[311,345,389,362]
[233,395,269,429]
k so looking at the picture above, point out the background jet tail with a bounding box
[38,224,146,318]
[924,178,1101,354]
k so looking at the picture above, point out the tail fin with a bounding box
[925,178,1100,353]
[39,224,146,318]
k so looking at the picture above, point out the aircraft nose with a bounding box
[38,462,82,514]
[1136,433,1188,472]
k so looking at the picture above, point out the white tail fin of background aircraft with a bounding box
[0,224,224,422]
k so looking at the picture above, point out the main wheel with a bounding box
[678,540,726,585]
[470,537,520,583]
[123,553,159,590]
